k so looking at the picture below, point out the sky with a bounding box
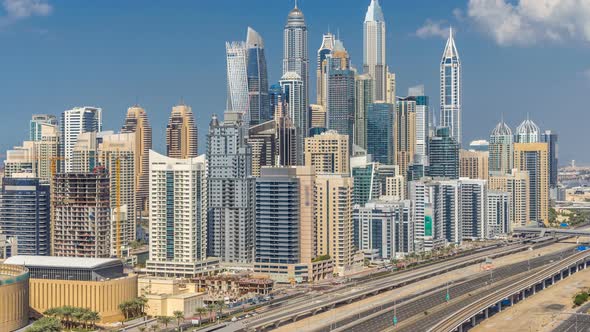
[0,0,589,164]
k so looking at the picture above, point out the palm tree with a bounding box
[194,307,207,326]
[173,310,184,329]
[157,316,172,329]
[216,300,226,321]
[86,311,100,329]
[207,304,215,321]
[137,296,149,316]
[119,301,130,320]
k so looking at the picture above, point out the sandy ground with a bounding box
[276,241,581,332]
[473,261,590,332]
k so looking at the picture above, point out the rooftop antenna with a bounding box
[294,0,298,9]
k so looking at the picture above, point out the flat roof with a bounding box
[4,256,121,270]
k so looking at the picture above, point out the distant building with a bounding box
[246,27,271,125]
[363,0,387,100]
[460,149,489,180]
[489,119,513,175]
[305,130,349,175]
[354,74,374,150]
[429,127,459,179]
[367,102,394,165]
[316,33,335,107]
[408,86,430,160]
[283,3,309,121]
[514,143,550,225]
[440,28,462,144]
[394,98,417,175]
[280,72,306,164]
[487,191,510,237]
[541,130,558,188]
[248,120,277,177]
[0,175,50,256]
[60,106,102,172]
[166,104,198,159]
[489,169,530,229]
[29,114,57,141]
[515,117,540,143]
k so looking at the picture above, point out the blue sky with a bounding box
[0,0,589,164]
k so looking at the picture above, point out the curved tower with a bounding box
[363,0,387,101]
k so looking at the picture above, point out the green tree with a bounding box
[150,324,160,332]
[26,317,62,332]
[216,300,226,321]
[194,307,207,326]
[157,316,172,329]
[173,310,184,329]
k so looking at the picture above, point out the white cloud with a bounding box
[467,0,590,46]
[415,19,449,39]
[0,0,52,26]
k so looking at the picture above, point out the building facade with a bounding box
[489,119,513,175]
[429,127,459,179]
[460,149,489,180]
[354,74,374,150]
[283,4,309,118]
[440,29,462,144]
[166,104,198,159]
[246,27,270,125]
[304,130,349,175]
[280,72,306,165]
[394,98,417,176]
[363,0,387,100]
[367,102,394,164]
[60,106,102,172]
[514,143,550,225]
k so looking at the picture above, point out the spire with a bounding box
[442,26,460,60]
[294,0,298,9]
[365,0,385,23]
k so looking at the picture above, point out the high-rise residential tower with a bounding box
[147,151,214,277]
[514,143,549,225]
[515,117,540,143]
[280,72,306,164]
[207,112,255,263]
[440,28,462,144]
[226,41,250,119]
[304,130,349,175]
[283,3,309,116]
[246,27,270,125]
[394,97,417,176]
[60,107,102,172]
[30,114,57,142]
[363,0,387,100]
[541,130,558,188]
[317,33,335,107]
[166,104,198,159]
[489,169,530,229]
[121,105,152,214]
[460,149,489,180]
[408,86,430,160]
[489,119,514,175]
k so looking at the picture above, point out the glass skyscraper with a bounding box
[367,102,394,164]
[429,127,459,179]
[246,27,270,125]
[440,28,462,144]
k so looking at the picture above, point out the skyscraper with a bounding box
[317,33,335,107]
[33,121,59,183]
[226,41,249,118]
[0,174,50,256]
[515,117,540,143]
[408,86,430,160]
[121,105,152,214]
[458,179,487,241]
[429,127,460,179]
[52,170,110,258]
[394,97,417,176]
[354,74,374,150]
[487,191,510,238]
[60,107,102,172]
[440,28,462,144]
[541,130,558,188]
[207,112,255,263]
[489,119,514,175]
[366,102,394,164]
[248,120,277,177]
[304,130,349,175]
[166,104,198,159]
[147,151,212,277]
[514,143,550,225]
[489,169,530,229]
[284,3,309,115]
[280,72,306,165]
[246,27,270,125]
[308,104,327,131]
[460,149,489,180]
[363,0,387,100]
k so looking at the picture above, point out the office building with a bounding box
[408,86,430,160]
[147,151,217,277]
[52,170,110,258]
[363,0,387,100]
[489,119,514,175]
[440,28,462,144]
[207,112,255,263]
[121,105,152,214]
[354,74,374,150]
[353,199,413,261]
[367,102,394,164]
[487,191,510,238]
[280,72,306,164]
[0,175,50,256]
[429,127,459,179]
[246,27,270,125]
[541,130,558,188]
[283,3,309,115]
[304,130,349,175]
[5,256,137,323]
[515,117,540,143]
[316,32,335,107]
[394,98,417,175]
[60,106,102,172]
[166,104,198,159]
[514,143,550,224]
[30,114,57,141]
[489,169,530,229]
[460,149,489,180]
[315,175,355,275]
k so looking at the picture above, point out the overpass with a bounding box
[514,227,590,237]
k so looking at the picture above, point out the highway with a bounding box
[238,239,557,331]
[429,249,590,332]
[330,246,581,332]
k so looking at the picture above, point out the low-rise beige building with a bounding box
[138,277,205,318]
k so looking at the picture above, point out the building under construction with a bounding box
[52,170,110,258]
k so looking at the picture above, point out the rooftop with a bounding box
[4,255,121,270]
